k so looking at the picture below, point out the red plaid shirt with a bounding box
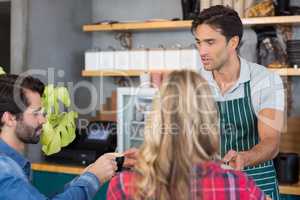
[107,161,265,200]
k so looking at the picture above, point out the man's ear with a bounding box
[1,112,17,127]
[228,36,240,50]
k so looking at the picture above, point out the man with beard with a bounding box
[0,74,119,200]
[191,5,284,200]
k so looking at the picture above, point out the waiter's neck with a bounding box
[212,53,240,94]
[213,53,240,83]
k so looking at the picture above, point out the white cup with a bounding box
[115,50,129,70]
[180,48,199,70]
[165,49,181,70]
[99,51,114,70]
[85,51,100,70]
[130,49,147,70]
[148,48,165,70]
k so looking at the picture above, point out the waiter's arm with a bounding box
[224,108,284,170]
[243,108,283,166]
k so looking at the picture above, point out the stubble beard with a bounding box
[15,120,41,144]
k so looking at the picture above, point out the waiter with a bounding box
[192,5,284,200]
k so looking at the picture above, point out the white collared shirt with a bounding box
[198,57,285,117]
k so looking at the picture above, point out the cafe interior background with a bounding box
[0,0,300,199]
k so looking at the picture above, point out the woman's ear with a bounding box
[1,112,17,127]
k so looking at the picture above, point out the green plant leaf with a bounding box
[0,67,5,75]
[42,127,61,155]
[56,112,76,147]
[42,85,56,115]
[56,124,69,147]
[40,121,55,146]
[56,87,71,107]
[41,85,78,155]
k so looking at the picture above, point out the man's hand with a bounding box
[86,153,117,183]
[223,150,247,170]
[123,148,139,168]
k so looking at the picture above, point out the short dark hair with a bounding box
[0,74,45,129]
[191,5,243,46]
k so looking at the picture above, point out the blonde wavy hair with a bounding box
[134,70,220,200]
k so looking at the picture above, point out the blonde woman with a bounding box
[107,70,265,200]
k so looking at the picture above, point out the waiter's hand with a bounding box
[223,150,247,170]
[86,153,117,183]
[123,148,139,168]
[266,195,272,200]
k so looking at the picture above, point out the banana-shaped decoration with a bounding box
[41,85,78,155]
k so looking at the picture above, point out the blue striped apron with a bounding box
[217,81,280,200]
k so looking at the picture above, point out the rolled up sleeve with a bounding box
[252,71,285,114]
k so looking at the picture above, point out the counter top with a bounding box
[32,163,84,175]
[32,163,300,195]
[279,180,300,196]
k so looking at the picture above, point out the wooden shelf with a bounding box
[243,15,300,26]
[82,69,171,77]
[83,16,300,32]
[279,179,300,195]
[83,20,191,32]
[82,68,300,77]
[82,70,144,77]
[269,68,300,76]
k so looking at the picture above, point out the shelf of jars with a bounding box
[83,16,300,32]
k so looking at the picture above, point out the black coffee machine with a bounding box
[45,121,117,165]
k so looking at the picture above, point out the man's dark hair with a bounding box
[191,5,243,46]
[0,74,45,129]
